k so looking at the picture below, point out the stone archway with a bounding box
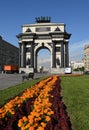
[17,17,71,73]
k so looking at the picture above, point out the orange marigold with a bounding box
[45,116,51,122]
[37,126,44,130]
[29,126,34,130]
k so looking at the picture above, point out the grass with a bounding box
[0,76,46,106]
[60,75,89,130]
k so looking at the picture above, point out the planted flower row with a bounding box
[0,76,53,119]
[0,76,72,130]
[18,77,57,130]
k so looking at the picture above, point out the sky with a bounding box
[0,0,89,68]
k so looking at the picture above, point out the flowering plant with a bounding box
[0,76,72,130]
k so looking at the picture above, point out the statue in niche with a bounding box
[56,58,60,66]
[26,58,31,67]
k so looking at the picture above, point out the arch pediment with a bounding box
[25,28,32,32]
[55,27,61,32]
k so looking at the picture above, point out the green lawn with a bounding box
[60,75,89,130]
[0,76,46,106]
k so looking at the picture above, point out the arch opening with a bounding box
[36,48,51,73]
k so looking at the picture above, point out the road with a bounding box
[0,73,51,90]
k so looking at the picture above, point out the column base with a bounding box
[19,67,34,73]
[51,68,65,74]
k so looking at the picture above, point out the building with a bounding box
[17,17,71,73]
[0,36,19,71]
[84,44,89,71]
[70,61,84,70]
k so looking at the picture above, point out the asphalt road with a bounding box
[0,73,50,90]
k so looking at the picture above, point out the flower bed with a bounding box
[0,76,72,130]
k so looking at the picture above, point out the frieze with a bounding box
[36,27,50,32]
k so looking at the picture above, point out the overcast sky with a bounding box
[0,0,89,68]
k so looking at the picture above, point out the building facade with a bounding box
[17,17,71,73]
[84,44,89,71]
[0,36,19,71]
[70,61,84,70]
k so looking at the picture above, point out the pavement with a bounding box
[0,73,50,90]
[0,73,24,90]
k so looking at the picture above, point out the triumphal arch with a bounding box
[17,17,71,73]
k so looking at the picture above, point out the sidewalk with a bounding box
[0,74,23,90]
[0,73,50,90]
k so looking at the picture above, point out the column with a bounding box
[65,42,69,67]
[21,42,26,67]
[52,42,56,68]
[61,42,64,67]
[30,42,34,68]
[34,53,37,72]
[19,43,21,67]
